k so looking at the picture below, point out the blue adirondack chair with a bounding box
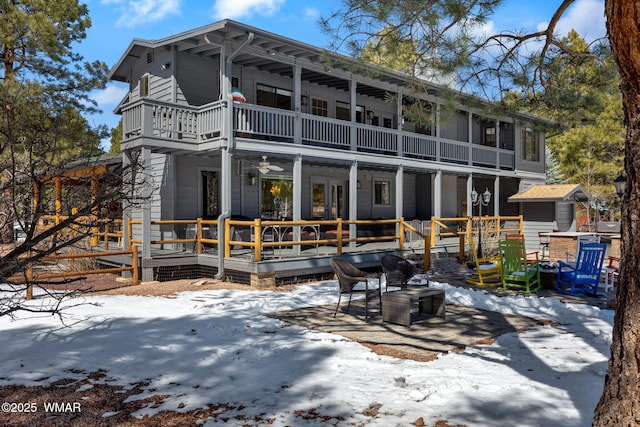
[555,242,607,297]
[498,239,541,293]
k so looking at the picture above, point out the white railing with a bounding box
[198,100,225,141]
[440,138,470,163]
[403,134,438,159]
[356,124,398,153]
[120,99,517,170]
[301,115,351,148]
[234,103,296,140]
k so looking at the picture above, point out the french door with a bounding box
[311,180,346,219]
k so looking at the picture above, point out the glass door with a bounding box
[312,180,345,219]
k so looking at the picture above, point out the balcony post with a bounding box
[142,101,154,137]
[294,64,302,145]
[350,79,357,151]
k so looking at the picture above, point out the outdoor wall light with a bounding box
[301,95,308,107]
[367,110,374,120]
[161,63,171,70]
[248,172,256,186]
[614,172,627,198]
[357,180,361,189]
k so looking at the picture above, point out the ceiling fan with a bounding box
[251,156,283,175]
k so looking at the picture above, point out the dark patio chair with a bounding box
[555,242,607,297]
[381,254,422,289]
[330,258,382,321]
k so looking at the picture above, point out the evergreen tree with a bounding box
[0,1,125,318]
[324,1,640,423]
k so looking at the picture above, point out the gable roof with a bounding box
[507,184,591,203]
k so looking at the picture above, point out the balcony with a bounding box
[120,98,516,170]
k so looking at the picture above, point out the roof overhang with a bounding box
[108,19,556,126]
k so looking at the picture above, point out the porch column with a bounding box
[396,92,403,157]
[467,174,474,217]
[435,105,441,161]
[468,112,473,166]
[433,170,442,218]
[396,166,404,240]
[141,146,153,282]
[349,160,358,248]
[122,150,133,251]
[293,154,303,254]
[55,177,62,224]
[396,165,404,219]
[350,79,357,150]
[91,176,99,246]
[294,64,302,144]
[493,176,500,216]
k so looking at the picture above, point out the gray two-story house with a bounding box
[108,19,549,283]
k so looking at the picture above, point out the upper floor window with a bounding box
[522,127,539,161]
[484,126,496,145]
[139,75,149,97]
[355,105,365,123]
[336,101,350,121]
[256,83,292,110]
[311,98,328,117]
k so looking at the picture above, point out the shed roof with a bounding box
[507,184,591,203]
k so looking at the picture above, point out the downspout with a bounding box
[214,210,231,280]
[224,32,255,151]
[215,31,254,280]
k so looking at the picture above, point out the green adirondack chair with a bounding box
[498,239,541,293]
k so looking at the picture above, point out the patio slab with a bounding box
[267,302,550,362]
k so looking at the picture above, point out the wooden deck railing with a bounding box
[31,214,521,270]
[24,246,139,299]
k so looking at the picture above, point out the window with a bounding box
[256,83,292,110]
[201,171,218,217]
[484,126,496,145]
[311,98,328,117]
[139,75,149,97]
[355,105,365,123]
[336,101,350,121]
[522,127,539,161]
[374,180,391,206]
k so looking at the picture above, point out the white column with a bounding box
[293,154,303,254]
[433,170,442,218]
[468,112,473,166]
[141,146,153,282]
[396,165,404,219]
[493,176,500,216]
[350,80,357,150]
[467,174,474,217]
[435,105,441,161]
[294,64,302,144]
[396,92,403,156]
[349,160,358,247]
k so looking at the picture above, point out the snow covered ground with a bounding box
[0,279,613,426]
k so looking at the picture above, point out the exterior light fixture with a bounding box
[470,187,492,258]
[614,173,627,198]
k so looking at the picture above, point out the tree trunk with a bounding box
[594,1,640,425]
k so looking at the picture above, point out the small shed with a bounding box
[508,184,591,232]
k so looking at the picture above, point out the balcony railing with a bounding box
[120,98,516,170]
